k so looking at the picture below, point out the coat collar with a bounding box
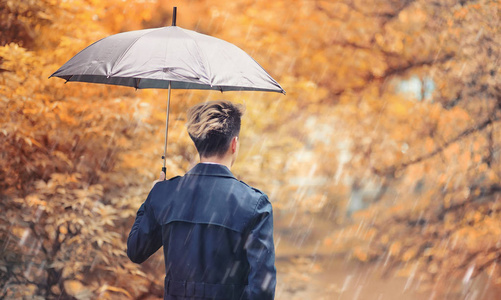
[185,163,236,179]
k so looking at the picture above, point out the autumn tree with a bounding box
[310,0,501,294]
[0,0,177,298]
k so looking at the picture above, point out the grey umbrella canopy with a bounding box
[50,25,284,93]
[50,8,285,173]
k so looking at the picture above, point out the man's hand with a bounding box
[151,171,166,188]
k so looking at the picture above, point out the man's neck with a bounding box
[200,155,233,170]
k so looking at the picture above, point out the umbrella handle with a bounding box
[161,155,166,175]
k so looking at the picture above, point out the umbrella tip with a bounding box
[172,7,177,26]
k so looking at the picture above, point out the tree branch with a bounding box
[436,184,501,221]
[374,115,500,176]
[315,0,416,22]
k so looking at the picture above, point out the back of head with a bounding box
[186,100,245,158]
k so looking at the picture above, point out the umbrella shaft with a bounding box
[163,82,171,174]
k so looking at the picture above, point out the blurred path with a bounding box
[275,255,430,300]
[274,212,501,300]
[275,255,501,300]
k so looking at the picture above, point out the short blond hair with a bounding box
[186,100,245,157]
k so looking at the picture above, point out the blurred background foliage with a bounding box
[0,0,500,299]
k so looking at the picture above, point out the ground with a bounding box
[274,212,501,300]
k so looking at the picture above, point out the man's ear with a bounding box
[231,136,238,153]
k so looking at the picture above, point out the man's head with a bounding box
[186,100,245,160]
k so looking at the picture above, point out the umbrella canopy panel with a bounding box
[50,26,285,94]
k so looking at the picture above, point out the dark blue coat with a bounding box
[127,163,276,300]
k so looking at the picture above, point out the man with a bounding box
[127,100,276,300]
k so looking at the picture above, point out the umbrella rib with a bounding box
[243,55,286,94]
[64,75,74,84]
[177,28,214,86]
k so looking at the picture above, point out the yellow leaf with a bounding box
[353,246,368,262]
[101,285,132,298]
[63,280,84,297]
[389,241,402,256]
[402,247,417,261]
[59,226,68,235]
[425,138,434,152]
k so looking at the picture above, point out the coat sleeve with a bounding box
[244,195,276,300]
[127,189,163,264]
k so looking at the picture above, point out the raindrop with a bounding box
[353,284,363,300]
[401,143,409,153]
[463,264,475,285]
[19,229,30,246]
[341,274,353,293]
[404,261,419,291]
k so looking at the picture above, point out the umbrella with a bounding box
[50,7,285,174]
